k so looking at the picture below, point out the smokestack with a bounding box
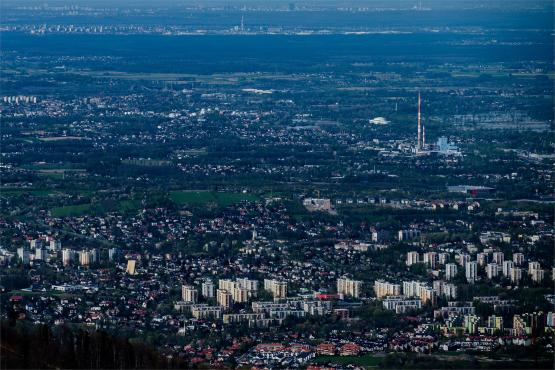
[417,92,421,151]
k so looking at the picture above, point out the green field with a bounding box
[51,204,93,217]
[50,200,141,217]
[311,354,382,367]
[169,191,259,206]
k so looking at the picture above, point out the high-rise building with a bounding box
[374,280,401,299]
[272,281,287,298]
[17,247,30,265]
[487,315,503,332]
[419,286,437,306]
[528,261,541,275]
[432,280,444,296]
[62,248,73,266]
[464,315,480,334]
[90,249,99,264]
[477,253,488,266]
[492,252,504,265]
[108,248,118,261]
[264,279,287,298]
[236,277,259,292]
[513,312,545,336]
[513,253,525,266]
[398,229,421,241]
[502,260,514,277]
[403,280,422,298]
[372,230,390,243]
[34,248,46,261]
[458,253,471,267]
[486,263,499,279]
[510,267,522,284]
[217,289,233,308]
[182,285,198,303]
[30,239,42,249]
[232,287,249,303]
[126,259,137,275]
[444,283,457,299]
[438,253,449,265]
[337,277,362,298]
[406,251,419,266]
[219,279,237,292]
[423,252,438,268]
[202,280,215,298]
[445,263,458,280]
[531,268,544,283]
[49,239,62,251]
[465,261,477,283]
[79,250,91,266]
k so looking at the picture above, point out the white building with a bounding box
[182,285,198,303]
[465,261,478,283]
[337,277,362,298]
[17,247,30,264]
[486,263,499,279]
[502,260,514,277]
[202,280,215,298]
[513,253,525,266]
[406,251,420,266]
[445,263,458,280]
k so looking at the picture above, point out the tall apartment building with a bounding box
[438,252,449,265]
[486,263,499,279]
[502,260,514,277]
[422,252,438,268]
[264,279,287,298]
[458,253,471,267]
[406,251,419,266]
[443,283,457,299]
[465,261,477,283]
[49,239,62,251]
[236,278,259,292]
[398,229,421,241]
[232,287,249,303]
[182,285,198,303]
[419,286,437,306]
[337,277,362,298]
[402,280,422,298]
[530,268,544,282]
[202,280,215,298]
[510,267,523,284]
[487,315,503,332]
[492,252,504,265]
[17,247,30,265]
[62,248,73,266]
[217,289,233,308]
[477,253,488,266]
[219,279,237,292]
[79,250,91,266]
[513,253,525,266]
[445,263,458,280]
[34,248,46,261]
[374,280,401,299]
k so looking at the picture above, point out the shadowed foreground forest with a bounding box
[0,321,189,369]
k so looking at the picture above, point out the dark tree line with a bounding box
[1,321,189,369]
